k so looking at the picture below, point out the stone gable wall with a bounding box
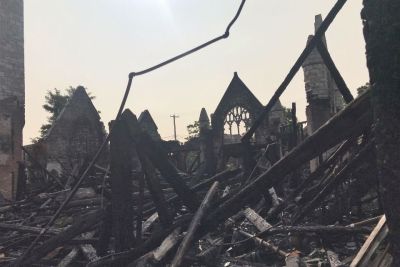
[43,92,107,172]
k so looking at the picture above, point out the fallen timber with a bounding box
[3,0,399,263]
[0,89,390,266]
[83,90,376,266]
[205,90,372,228]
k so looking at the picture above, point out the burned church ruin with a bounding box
[30,87,107,175]
[197,72,284,173]
[0,0,25,200]
[1,0,400,266]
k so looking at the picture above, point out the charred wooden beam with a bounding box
[260,225,371,236]
[206,90,372,228]
[110,118,135,251]
[87,214,192,267]
[143,169,241,216]
[131,227,182,266]
[350,216,388,267]
[0,223,62,235]
[136,171,145,243]
[121,109,200,212]
[22,209,105,265]
[238,229,288,258]
[171,181,219,267]
[242,0,348,141]
[243,207,272,232]
[327,250,345,267]
[139,154,173,227]
[316,40,354,103]
[286,251,303,267]
[96,205,112,256]
[292,142,374,223]
[362,0,400,263]
[291,102,298,149]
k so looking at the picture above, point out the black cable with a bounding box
[14,1,246,265]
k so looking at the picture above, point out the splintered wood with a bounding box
[0,88,391,266]
[2,0,398,264]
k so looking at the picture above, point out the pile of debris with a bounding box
[0,90,392,266]
[1,0,399,265]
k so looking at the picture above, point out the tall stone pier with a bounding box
[0,0,25,200]
[302,15,344,171]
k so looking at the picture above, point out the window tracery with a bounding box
[224,106,251,136]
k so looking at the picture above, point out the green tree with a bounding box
[281,107,294,126]
[356,82,370,96]
[186,121,200,141]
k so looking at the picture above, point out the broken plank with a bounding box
[292,142,373,223]
[56,248,78,267]
[238,229,288,258]
[130,227,182,267]
[0,222,62,235]
[350,215,388,267]
[139,154,173,227]
[22,209,105,265]
[80,232,99,262]
[286,250,303,267]
[205,90,372,230]
[171,181,220,267]
[316,40,353,103]
[243,207,272,232]
[122,109,200,212]
[327,250,345,267]
[110,118,135,252]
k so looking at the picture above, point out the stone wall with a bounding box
[42,87,107,173]
[0,0,25,200]
[303,14,344,135]
[302,15,344,171]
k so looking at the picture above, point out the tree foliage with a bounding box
[356,82,370,96]
[281,107,294,126]
[186,121,200,141]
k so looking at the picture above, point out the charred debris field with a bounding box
[1,0,400,266]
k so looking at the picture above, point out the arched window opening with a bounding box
[224,106,251,143]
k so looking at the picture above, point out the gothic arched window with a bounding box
[224,106,251,137]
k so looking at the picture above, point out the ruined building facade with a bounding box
[303,15,344,135]
[0,0,25,200]
[199,72,284,173]
[302,15,345,170]
[36,87,107,174]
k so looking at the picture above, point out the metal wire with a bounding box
[14,1,246,265]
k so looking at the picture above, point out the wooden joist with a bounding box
[205,90,372,229]
[171,181,220,267]
[350,216,389,267]
[121,109,200,212]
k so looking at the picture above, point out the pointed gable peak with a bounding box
[68,86,93,105]
[221,72,262,106]
[138,110,157,127]
[199,108,209,123]
[199,108,210,129]
[75,85,86,94]
[231,71,243,85]
[138,109,161,141]
[212,72,264,127]
[43,86,103,140]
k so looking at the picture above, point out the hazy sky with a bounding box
[24,0,368,144]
